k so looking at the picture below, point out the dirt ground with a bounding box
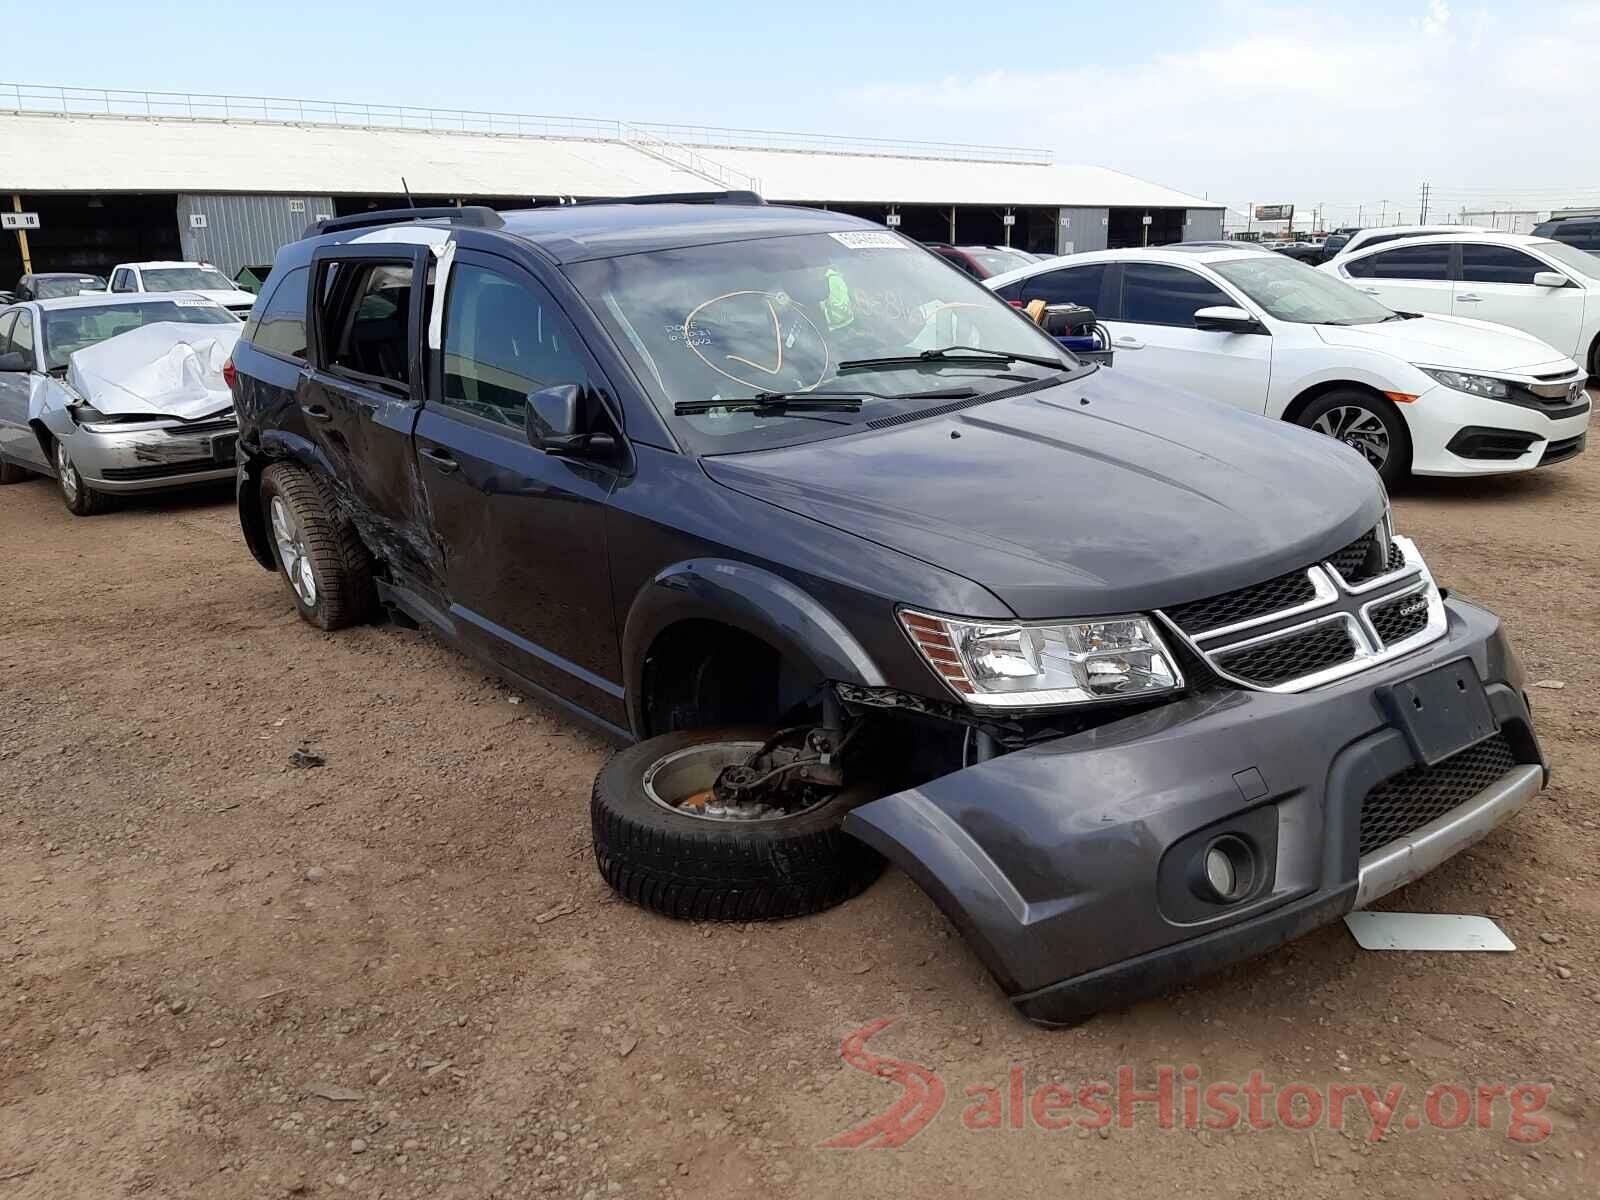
[3,432,1599,1199]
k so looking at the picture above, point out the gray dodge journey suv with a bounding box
[226,195,1547,1025]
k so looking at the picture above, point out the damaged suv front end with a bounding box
[844,519,1543,1024]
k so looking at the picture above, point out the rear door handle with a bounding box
[1112,336,1145,350]
[1457,293,1482,303]
[303,404,333,421]
[419,446,459,473]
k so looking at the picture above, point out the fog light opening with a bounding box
[1195,835,1255,904]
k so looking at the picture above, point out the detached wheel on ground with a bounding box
[259,462,375,630]
[592,725,886,921]
[53,439,108,516]
[1294,390,1412,485]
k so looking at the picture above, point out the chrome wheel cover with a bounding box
[56,441,78,502]
[270,495,317,606]
[642,740,831,823]
[1311,405,1390,470]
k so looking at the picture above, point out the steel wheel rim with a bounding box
[1311,404,1390,469]
[642,740,831,823]
[270,495,317,606]
[56,442,78,502]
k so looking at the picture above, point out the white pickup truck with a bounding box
[105,261,258,317]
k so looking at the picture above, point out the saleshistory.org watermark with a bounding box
[820,1018,1555,1149]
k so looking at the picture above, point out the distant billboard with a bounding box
[1254,204,1294,222]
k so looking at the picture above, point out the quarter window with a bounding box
[10,310,35,364]
[1119,263,1231,326]
[441,264,589,429]
[321,261,415,389]
[1460,245,1546,286]
[1345,244,1451,281]
[246,266,309,361]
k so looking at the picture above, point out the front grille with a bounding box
[1328,530,1405,585]
[100,459,227,481]
[1368,591,1430,646]
[1165,568,1317,635]
[1215,621,1356,686]
[1358,734,1519,856]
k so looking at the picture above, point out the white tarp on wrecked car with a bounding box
[57,322,242,420]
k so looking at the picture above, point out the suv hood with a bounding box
[1315,314,1577,374]
[702,370,1385,618]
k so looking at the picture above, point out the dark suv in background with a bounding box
[227,195,1547,1025]
[1533,215,1600,257]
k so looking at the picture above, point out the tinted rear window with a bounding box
[243,266,309,360]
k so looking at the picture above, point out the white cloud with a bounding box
[842,2,1600,214]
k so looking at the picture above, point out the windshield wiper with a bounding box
[837,345,1071,374]
[673,387,975,416]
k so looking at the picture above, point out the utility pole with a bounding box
[10,194,30,275]
[1380,199,1388,226]
[1419,181,1430,224]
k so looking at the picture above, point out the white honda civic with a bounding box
[985,246,1590,483]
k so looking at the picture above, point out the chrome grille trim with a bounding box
[1156,535,1447,694]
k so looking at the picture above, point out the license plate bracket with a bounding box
[1378,658,1497,766]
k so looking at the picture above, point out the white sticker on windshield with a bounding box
[174,299,218,307]
[829,231,907,250]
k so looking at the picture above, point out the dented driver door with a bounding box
[301,243,444,595]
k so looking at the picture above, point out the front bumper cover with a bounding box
[843,596,1545,1026]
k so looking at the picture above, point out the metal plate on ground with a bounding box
[1344,912,1515,952]
[1379,658,1497,766]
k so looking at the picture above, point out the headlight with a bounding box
[899,609,1182,708]
[1419,368,1511,399]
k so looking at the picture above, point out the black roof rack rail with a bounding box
[574,190,767,208]
[301,206,505,239]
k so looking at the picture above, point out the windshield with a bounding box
[141,267,237,292]
[42,301,238,370]
[565,231,1076,451]
[1532,239,1600,278]
[34,275,106,299]
[963,248,1037,275]
[1211,255,1397,325]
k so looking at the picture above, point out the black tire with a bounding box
[259,462,375,631]
[52,439,108,516]
[0,458,30,484]
[1293,389,1412,486]
[592,725,886,921]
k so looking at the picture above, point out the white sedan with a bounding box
[986,246,1590,482]
[1319,231,1600,380]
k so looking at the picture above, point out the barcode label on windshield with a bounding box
[830,231,906,250]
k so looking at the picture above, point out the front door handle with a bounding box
[303,404,333,421]
[1457,293,1482,303]
[1112,336,1145,350]
[1358,287,1382,295]
[419,446,460,473]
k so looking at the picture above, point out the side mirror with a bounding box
[0,351,30,373]
[1532,271,1569,289]
[525,383,617,458]
[1194,305,1265,334]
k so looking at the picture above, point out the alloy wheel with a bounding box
[55,441,79,503]
[270,495,317,606]
[1310,404,1390,470]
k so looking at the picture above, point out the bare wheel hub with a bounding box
[643,740,834,823]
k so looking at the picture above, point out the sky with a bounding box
[9,0,1600,226]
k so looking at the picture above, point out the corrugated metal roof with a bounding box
[0,111,1221,211]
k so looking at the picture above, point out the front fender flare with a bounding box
[620,558,889,737]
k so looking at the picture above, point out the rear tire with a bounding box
[53,439,107,516]
[259,462,375,630]
[1293,389,1412,486]
[592,725,886,921]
